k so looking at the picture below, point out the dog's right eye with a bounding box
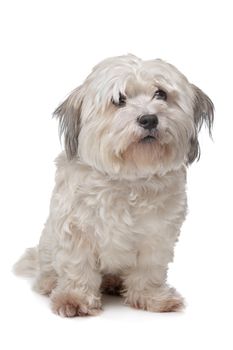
[112,92,126,107]
[153,89,167,101]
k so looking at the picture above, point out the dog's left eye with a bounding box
[153,89,167,101]
[112,92,126,107]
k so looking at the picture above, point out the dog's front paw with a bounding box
[51,291,101,317]
[125,286,185,313]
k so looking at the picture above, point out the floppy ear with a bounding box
[188,85,214,164]
[53,87,83,160]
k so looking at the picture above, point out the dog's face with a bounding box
[55,55,214,178]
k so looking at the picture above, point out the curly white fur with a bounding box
[14,54,214,316]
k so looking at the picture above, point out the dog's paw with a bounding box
[125,286,185,313]
[156,291,184,312]
[51,291,101,317]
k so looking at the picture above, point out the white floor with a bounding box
[3,236,232,350]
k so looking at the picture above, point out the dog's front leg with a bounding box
[50,227,102,317]
[123,241,184,312]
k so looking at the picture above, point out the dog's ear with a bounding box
[188,85,214,164]
[53,86,83,160]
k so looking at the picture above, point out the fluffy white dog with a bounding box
[14,54,214,317]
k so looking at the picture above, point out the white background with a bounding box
[0,0,232,349]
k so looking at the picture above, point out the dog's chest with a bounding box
[74,176,185,273]
[76,180,166,232]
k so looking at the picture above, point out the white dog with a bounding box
[14,54,214,317]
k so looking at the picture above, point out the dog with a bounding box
[14,54,214,317]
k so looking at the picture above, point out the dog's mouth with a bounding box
[140,135,156,144]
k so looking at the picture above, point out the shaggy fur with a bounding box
[14,54,214,316]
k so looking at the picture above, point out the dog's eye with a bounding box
[112,92,126,107]
[153,89,167,101]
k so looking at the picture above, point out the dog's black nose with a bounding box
[137,114,158,130]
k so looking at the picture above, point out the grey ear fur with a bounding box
[53,87,83,160]
[188,85,214,164]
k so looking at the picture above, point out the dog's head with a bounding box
[54,54,214,178]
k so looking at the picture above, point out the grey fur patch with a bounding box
[53,87,83,159]
[188,85,214,164]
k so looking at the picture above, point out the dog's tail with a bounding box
[13,247,39,277]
